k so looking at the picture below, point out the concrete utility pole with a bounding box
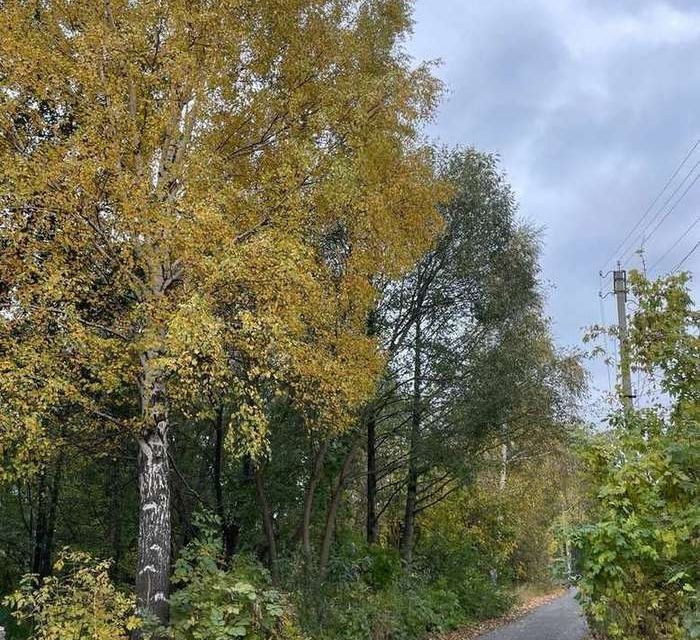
[613,266,634,409]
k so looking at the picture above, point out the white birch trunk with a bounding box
[135,359,171,633]
[499,441,508,491]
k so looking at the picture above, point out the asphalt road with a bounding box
[478,590,588,640]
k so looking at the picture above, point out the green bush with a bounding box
[364,546,402,591]
[297,577,468,640]
[3,550,138,640]
[294,530,510,640]
[417,501,514,619]
[168,514,304,640]
[574,415,699,640]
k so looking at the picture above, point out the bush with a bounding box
[417,493,514,619]
[297,577,467,640]
[364,546,402,591]
[3,550,138,640]
[574,416,699,640]
[294,530,510,640]
[168,514,304,640]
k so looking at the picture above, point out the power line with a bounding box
[626,168,700,260]
[671,240,700,273]
[648,214,700,273]
[620,157,700,265]
[601,139,700,270]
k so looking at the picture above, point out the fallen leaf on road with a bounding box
[430,589,567,640]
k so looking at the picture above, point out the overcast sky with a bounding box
[407,0,700,419]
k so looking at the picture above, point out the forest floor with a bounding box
[433,587,589,640]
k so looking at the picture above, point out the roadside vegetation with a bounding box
[576,273,699,640]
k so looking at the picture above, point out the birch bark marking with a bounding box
[499,442,508,491]
[135,354,171,633]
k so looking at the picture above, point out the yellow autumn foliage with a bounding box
[0,0,445,469]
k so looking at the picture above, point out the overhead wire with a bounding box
[671,240,700,273]
[620,158,700,265]
[596,141,700,412]
[648,214,700,273]
[600,139,700,270]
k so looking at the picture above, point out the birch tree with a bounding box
[0,0,442,629]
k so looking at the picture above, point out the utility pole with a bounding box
[613,265,634,409]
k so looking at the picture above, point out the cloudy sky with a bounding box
[407,0,700,418]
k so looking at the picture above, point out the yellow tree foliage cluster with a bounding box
[0,0,443,467]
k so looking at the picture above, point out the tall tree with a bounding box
[369,149,581,562]
[0,0,443,629]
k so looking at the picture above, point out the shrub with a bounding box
[576,273,699,640]
[297,577,468,640]
[294,530,509,640]
[364,546,402,591]
[574,415,699,640]
[3,550,138,640]
[417,493,514,619]
[168,514,304,640]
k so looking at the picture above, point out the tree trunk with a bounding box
[400,318,422,566]
[31,471,48,577]
[107,461,123,581]
[254,466,279,583]
[366,413,379,544]
[499,441,508,491]
[319,440,361,578]
[400,457,419,566]
[214,409,239,559]
[135,362,171,633]
[301,438,330,565]
[364,306,380,545]
[32,456,62,578]
[493,428,508,584]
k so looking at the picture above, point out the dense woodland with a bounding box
[0,1,697,640]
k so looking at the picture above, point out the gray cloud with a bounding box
[409,0,700,416]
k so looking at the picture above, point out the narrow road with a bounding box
[478,590,588,640]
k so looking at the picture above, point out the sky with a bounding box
[407,0,700,420]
